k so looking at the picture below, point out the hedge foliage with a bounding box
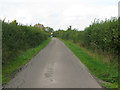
[54,17,119,62]
[2,21,49,64]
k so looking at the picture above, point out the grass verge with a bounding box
[2,38,51,84]
[60,39,118,88]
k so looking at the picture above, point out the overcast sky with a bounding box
[0,0,119,30]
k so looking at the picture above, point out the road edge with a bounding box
[2,38,52,87]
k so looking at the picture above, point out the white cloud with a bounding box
[0,0,118,30]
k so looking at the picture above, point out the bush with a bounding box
[53,17,119,62]
[2,21,49,64]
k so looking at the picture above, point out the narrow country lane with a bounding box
[5,38,101,88]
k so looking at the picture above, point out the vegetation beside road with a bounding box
[2,20,49,64]
[2,20,52,84]
[54,18,119,63]
[61,39,118,88]
[3,38,51,84]
[54,17,119,88]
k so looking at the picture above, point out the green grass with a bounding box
[2,38,51,84]
[60,39,118,88]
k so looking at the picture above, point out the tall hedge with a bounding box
[2,21,49,64]
[54,17,119,62]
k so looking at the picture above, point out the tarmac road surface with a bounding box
[5,38,101,88]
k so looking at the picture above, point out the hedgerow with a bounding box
[2,20,49,64]
[53,17,119,62]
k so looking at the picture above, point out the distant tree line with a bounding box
[53,17,119,62]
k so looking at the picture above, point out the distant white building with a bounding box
[34,23,45,30]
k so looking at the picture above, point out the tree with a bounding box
[45,27,54,33]
[10,20,18,25]
[67,25,72,31]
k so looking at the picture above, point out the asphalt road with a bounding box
[5,38,101,88]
